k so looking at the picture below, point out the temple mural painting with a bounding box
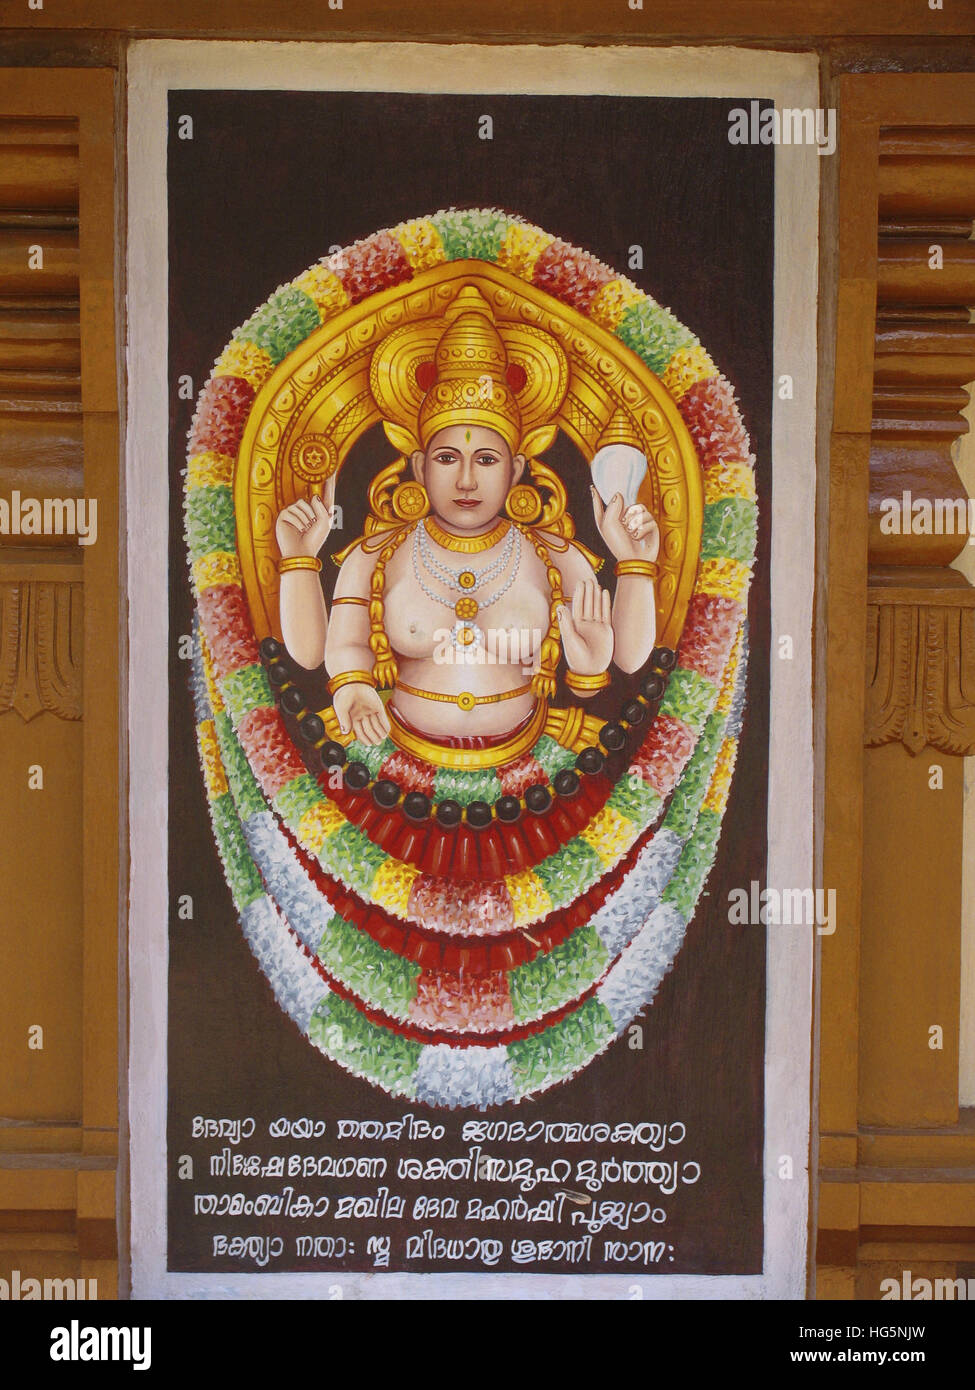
[127,51,817,1293]
[186,225,754,1108]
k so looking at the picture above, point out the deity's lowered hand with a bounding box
[330,674,391,749]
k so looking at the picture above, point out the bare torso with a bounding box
[382,522,553,737]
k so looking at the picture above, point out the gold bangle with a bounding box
[278,555,323,574]
[327,669,376,695]
[331,595,369,606]
[565,669,611,692]
[614,559,659,579]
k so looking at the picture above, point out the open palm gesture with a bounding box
[557,578,614,675]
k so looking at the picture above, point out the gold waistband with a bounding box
[319,695,606,770]
[386,699,548,769]
[394,679,533,712]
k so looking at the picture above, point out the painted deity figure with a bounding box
[274,285,660,758]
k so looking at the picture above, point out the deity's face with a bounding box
[411,425,525,533]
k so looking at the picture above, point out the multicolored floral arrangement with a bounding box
[184,209,758,1107]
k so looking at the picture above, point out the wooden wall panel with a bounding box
[820,72,975,1300]
[0,700,83,1121]
[1,0,971,37]
[0,70,118,1296]
[860,743,962,1125]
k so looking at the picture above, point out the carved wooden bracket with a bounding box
[866,573,975,755]
[864,123,975,758]
[870,126,975,569]
[0,579,83,721]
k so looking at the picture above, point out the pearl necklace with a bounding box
[417,517,515,592]
[413,521,522,654]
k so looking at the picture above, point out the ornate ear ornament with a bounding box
[504,483,543,524]
[391,480,430,521]
[331,455,421,564]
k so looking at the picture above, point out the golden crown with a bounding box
[369,283,570,458]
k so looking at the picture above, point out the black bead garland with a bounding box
[495,795,522,824]
[641,672,665,701]
[319,741,346,770]
[372,778,400,809]
[576,746,605,776]
[465,800,493,830]
[343,761,370,791]
[280,686,305,716]
[436,799,463,829]
[525,783,552,815]
[402,791,432,823]
[298,713,325,743]
[264,641,679,826]
[553,768,580,798]
[598,722,626,753]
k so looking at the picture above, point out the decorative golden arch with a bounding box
[234,258,703,649]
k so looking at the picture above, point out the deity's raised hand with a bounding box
[591,487,660,563]
[331,681,390,748]
[275,479,336,560]
[557,578,615,676]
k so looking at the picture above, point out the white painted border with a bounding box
[127,39,820,1300]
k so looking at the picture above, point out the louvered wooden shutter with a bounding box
[0,70,119,1300]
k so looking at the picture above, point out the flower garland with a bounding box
[184,208,758,1105]
[194,623,746,1040]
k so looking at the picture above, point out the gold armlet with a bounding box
[568,537,604,572]
[614,559,659,579]
[565,669,611,692]
[331,595,369,607]
[327,670,376,695]
[278,555,323,574]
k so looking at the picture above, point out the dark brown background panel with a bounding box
[167,89,772,1277]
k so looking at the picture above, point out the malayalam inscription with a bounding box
[180,1112,696,1275]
